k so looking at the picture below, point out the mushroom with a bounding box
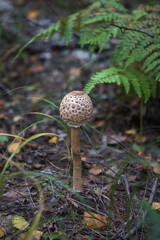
[60,91,93,192]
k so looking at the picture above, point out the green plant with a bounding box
[17,0,160,102]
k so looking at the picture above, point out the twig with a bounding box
[124,177,158,239]
[121,174,136,221]
[110,23,154,38]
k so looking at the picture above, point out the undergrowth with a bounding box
[0,93,160,239]
[16,0,160,102]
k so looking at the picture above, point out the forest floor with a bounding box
[0,1,160,240]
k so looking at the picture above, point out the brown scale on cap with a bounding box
[60,91,93,127]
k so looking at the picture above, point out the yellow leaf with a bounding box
[12,216,29,230]
[0,227,5,238]
[49,136,58,144]
[20,230,43,240]
[83,211,107,229]
[8,142,21,154]
[138,165,149,171]
[152,202,160,211]
[27,10,39,19]
[125,129,136,135]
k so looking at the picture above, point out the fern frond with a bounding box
[83,67,122,94]
[15,21,61,59]
[64,15,76,45]
[142,52,160,70]
[83,68,153,102]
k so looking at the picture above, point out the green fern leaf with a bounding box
[145,59,160,73]
[15,21,61,59]
[83,67,122,94]
[125,71,141,98]
[65,15,76,45]
[142,52,160,70]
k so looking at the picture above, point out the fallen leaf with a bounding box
[13,115,22,122]
[49,136,58,144]
[27,10,39,19]
[0,227,5,238]
[107,133,126,145]
[0,114,5,119]
[128,175,137,182]
[138,152,152,160]
[0,100,4,109]
[138,165,149,171]
[89,164,104,175]
[150,162,160,174]
[94,120,105,128]
[81,156,87,162]
[152,202,160,211]
[20,230,43,240]
[135,134,147,143]
[33,163,43,169]
[9,71,19,79]
[125,129,137,135]
[8,142,21,154]
[83,211,107,229]
[69,67,81,77]
[12,216,29,230]
[26,64,44,75]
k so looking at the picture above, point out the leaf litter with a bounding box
[0,1,160,239]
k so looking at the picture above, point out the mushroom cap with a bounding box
[60,91,93,127]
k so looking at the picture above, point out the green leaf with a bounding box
[12,216,29,230]
[0,136,9,143]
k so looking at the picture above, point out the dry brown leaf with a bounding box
[89,164,104,175]
[26,64,44,75]
[125,129,137,135]
[8,142,21,154]
[138,151,152,159]
[138,165,149,171]
[128,175,137,182]
[0,100,4,109]
[152,202,160,211]
[94,120,105,128]
[81,156,87,162]
[107,133,126,145]
[27,10,39,19]
[135,134,147,143]
[69,68,81,77]
[83,211,107,229]
[33,163,43,169]
[0,114,5,119]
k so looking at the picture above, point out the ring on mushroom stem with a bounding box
[60,91,93,192]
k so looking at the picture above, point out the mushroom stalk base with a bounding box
[71,127,82,192]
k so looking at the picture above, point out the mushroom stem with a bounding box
[71,127,82,192]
